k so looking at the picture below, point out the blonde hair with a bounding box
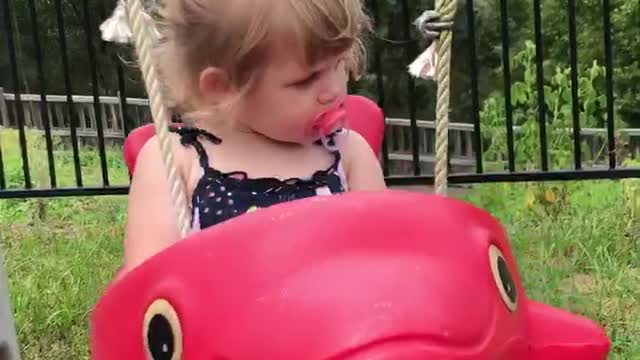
[154,0,372,114]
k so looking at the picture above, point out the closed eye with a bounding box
[288,56,345,88]
[290,72,319,87]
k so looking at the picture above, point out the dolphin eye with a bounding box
[144,299,183,360]
[489,245,517,312]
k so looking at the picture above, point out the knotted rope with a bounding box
[433,0,457,196]
[409,1,457,196]
[125,0,191,237]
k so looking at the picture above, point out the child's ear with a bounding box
[198,67,232,104]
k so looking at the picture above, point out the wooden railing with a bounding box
[0,88,151,139]
[2,89,639,175]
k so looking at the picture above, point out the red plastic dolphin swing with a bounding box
[91,188,612,360]
[90,1,611,359]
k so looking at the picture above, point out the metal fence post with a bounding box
[0,245,21,360]
[0,87,8,128]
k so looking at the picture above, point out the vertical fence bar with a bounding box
[533,0,548,171]
[602,0,615,168]
[0,87,5,189]
[466,0,483,174]
[368,0,390,176]
[567,0,581,170]
[0,136,5,189]
[27,0,57,187]
[499,0,515,172]
[81,0,110,186]
[400,0,421,175]
[54,0,83,187]
[0,88,7,127]
[116,60,131,137]
[2,0,32,189]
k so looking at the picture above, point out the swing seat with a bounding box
[90,191,610,360]
[123,95,385,175]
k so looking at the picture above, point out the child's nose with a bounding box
[317,90,339,106]
[317,69,346,105]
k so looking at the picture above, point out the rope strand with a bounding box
[433,0,457,196]
[125,0,191,237]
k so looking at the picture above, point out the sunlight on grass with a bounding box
[0,128,638,359]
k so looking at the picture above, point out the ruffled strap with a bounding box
[170,126,222,170]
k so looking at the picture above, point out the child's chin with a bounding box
[298,137,321,146]
[266,133,314,146]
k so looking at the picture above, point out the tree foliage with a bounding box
[0,0,638,126]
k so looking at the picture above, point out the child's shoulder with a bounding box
[331,129,377,161]
[139,129,193,160]
[135,130,198,182]
[331,129,386,191]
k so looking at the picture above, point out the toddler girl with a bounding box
[123,0,387,272]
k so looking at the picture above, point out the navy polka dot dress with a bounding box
[170,126,348,231]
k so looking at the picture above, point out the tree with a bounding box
[1,0,637,128]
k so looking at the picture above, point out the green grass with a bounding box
[1,129,128,358]
[0,129,130,189]
[462,181,640,357]
[1,129,639,359]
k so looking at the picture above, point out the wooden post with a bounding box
[0,87,8,127]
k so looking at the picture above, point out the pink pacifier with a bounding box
[306,100,348,139]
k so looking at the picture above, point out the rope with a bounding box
[125,0,191,238]
[433,0,457,196]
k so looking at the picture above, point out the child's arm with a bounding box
[122,135,192,273]
[341,131,387,191]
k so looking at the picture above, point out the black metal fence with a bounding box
[0,0,638,199]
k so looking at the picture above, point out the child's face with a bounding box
[232,41,349,144]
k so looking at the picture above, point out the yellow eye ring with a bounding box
[489,245,518,312]
[143,299,183,360]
